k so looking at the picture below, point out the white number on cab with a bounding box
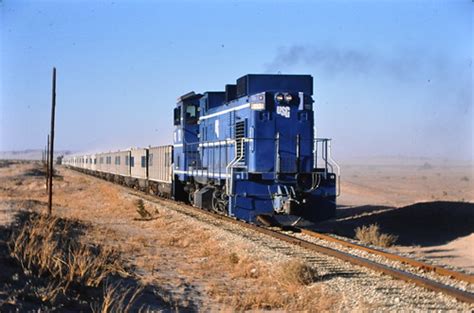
[276,106,290,118]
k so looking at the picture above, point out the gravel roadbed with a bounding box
[289,230,473,293]
[130,191,474,311]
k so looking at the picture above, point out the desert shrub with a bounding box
[419,162,433,170]
[355,224,398,247]
[135,199,159,221]
[278,259,318,286]
[135,199,152,219]
[229,252,240,265]
[461,176,470,182]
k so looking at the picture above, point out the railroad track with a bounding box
[126,190,474,304]
[296,228,474,284]
[68,168,474,306]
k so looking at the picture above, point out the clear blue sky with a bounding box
[1,0,472,160]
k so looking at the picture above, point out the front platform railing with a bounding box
[177,136,340,196]
[314,138,341,196]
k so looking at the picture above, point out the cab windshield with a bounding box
[185,105,198,124]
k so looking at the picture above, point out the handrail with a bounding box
[226,138,250,195]
[225,139,239,195]
[181,137,339,197]
[314,138,340,196]
[327,140,341,197]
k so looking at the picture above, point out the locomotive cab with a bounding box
[172,92,202,201]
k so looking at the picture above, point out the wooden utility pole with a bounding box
[46,134,50,191]
[48,68,56,215]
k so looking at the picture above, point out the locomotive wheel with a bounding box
[212,189,228,215]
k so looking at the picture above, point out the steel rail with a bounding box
[129,191,474,304]
[297,228,474,284]
[68,167,474,304]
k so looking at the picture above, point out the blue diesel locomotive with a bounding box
[172,74,339,222]
[64,74,339,223]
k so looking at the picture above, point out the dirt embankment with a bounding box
[331,161,474,272]
[0,211,162,311]
[0,161,335,311]
[1,160,472,310]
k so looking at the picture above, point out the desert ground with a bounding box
[0,159,472,310]
[335,158,473,272]
[0,161,336,311]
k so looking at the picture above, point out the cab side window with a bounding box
[185,105,198,124]
[174,107,181,126]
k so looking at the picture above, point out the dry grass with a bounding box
[9,213,128,289]
[2,163,337,311]
[277,259,319,287]
[225,259,331,311]
[32,280,68,303]
[229,286,335,311]
[355,223,398,247]
[202,249,330,311]
[91,281,143,313]
[145,209,335,310]
[135,199,159,221]
[229,256,261,279]
[6,212,142,309]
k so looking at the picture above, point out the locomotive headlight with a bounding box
[284,93,293,102]
[275,93,284,102]
[250,102,265,110]
[250,92,266,110]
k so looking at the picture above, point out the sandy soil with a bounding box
[0,159,472,310]
[331,159,474,272]
[0,161,335,311]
